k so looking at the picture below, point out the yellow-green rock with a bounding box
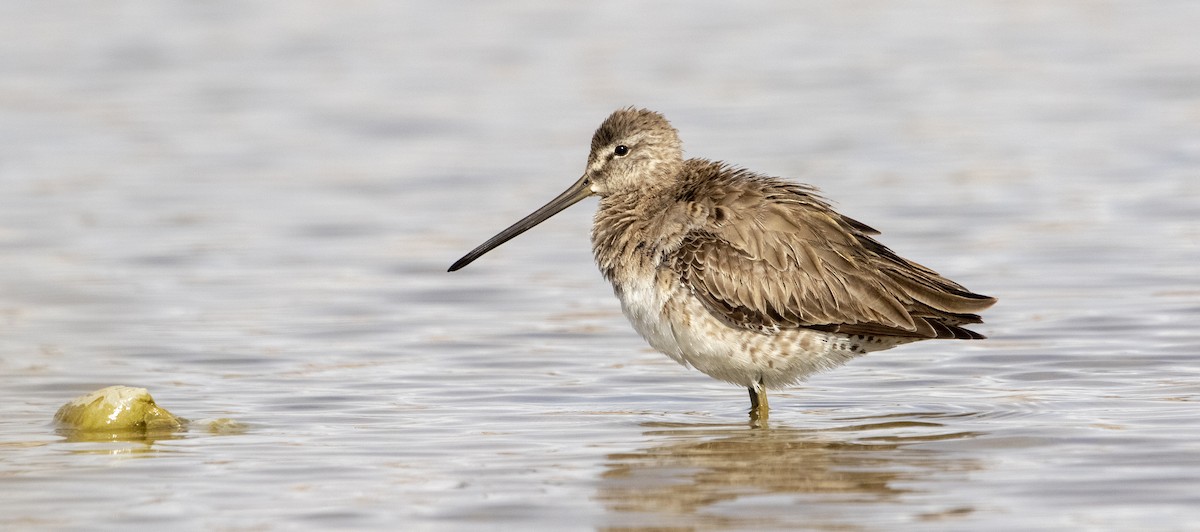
[203,418,248,435]
[54,385,185,434]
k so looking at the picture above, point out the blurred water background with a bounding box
[1,1,1198,530]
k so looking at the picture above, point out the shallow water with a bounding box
[2,1,1199,530]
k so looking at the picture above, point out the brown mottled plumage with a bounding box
[450,107,995,419]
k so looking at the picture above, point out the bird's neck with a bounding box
[591,189,683,286]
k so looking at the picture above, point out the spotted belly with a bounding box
[613,270,903,389]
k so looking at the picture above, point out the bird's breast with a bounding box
[592,194,698,364]
[610,266,690,365]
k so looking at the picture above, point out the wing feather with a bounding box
[671,169,995,339]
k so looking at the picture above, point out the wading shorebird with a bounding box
[449,108,995,419]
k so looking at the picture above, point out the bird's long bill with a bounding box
[448,174,593,272]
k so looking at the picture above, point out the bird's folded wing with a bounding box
[671,199,995,339]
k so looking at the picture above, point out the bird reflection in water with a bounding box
[596,415,982,528]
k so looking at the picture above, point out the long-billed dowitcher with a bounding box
[449,108,995,419]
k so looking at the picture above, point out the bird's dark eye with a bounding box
[613,145,629,157]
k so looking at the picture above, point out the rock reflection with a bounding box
[597,417,982,527]
[54,418,246,454]
[51,427,188,457]
[57,428,186,445]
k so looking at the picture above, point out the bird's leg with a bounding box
[748,379,769,422]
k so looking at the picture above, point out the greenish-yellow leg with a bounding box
[747,380,769,421]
